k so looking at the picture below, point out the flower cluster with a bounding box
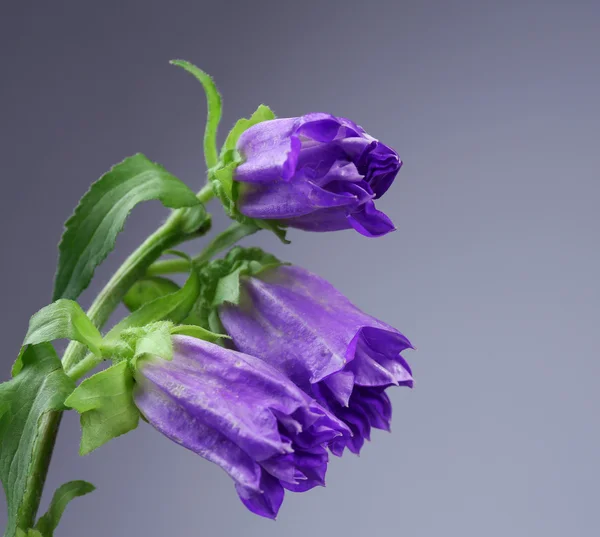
[0,61,413,537]
[129,115,412,518]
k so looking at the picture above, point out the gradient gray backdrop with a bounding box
[1,1,598,535]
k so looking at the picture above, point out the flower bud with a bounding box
[233,114,401,237]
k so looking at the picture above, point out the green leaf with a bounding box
[35,480,95,536]
[123,277,181,312]
[12,300,103,377]
[64,362,139,455]
[171,60,222,169]
[53,153,200,302]
[0,344,75,537]
[107,254,200,338]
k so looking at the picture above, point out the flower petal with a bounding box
[347,199,396,237]
[236,472,284,519]
[235,118,301,184]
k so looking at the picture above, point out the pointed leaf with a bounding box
[171,60,222,169]
[53,153,200,301]
[24,300,102,353]
[12,300,103,377]
[35,480,95,536]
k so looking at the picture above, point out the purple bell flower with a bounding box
[218,265,414,455]
[134,335,349,518]
[234,113,402,237]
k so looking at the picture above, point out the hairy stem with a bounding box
[17,188,214,531]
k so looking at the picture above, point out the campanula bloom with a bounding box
[133,335,349,518]
[233,113,401,237]
[218,265,413,455]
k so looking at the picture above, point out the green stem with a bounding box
[196,183,214,205]
[16,412,63,533]
[147,221,259,276]
[18,192,214,531]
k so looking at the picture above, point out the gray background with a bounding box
[1,0,598,535]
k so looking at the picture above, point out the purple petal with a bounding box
[237,175,358,219]
[134,372,264,492]
[235,118,301,184]
[347,199,396,237]
[279,206,353,233]
[236,472,284,519]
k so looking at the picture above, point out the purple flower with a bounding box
[218,265,414,455]
[234,113,401,237]
[133,335,349,519]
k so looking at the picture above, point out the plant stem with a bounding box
[16,411,63,533]
[18,191,214,530]
[147,221,259,276]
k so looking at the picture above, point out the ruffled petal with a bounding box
[236,472,284,519]
[347,199,396,237]
[297,113,343,142]
[361,141,402,198]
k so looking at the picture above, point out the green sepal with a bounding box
[0,344,75,537]
[209,105,290,244]
[53,153,201,302]
[170,324,228,344]
[34,480,95,537]
[210,247,282,308]
[12,300,103,377]
[184,246,283,330]
[170,60,222,169]
[64,362,139,455]
[123,277,181,312]
[121,322,174,368]
[106,252,199,339]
